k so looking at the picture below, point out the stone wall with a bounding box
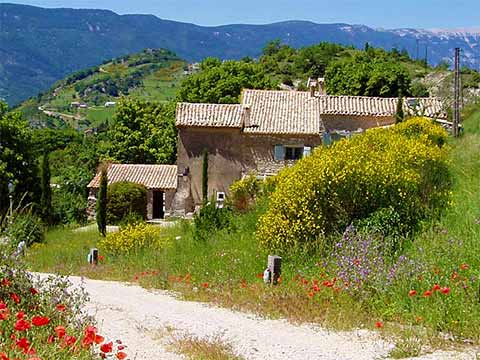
[321,114,395,132]
[172,127,322,214]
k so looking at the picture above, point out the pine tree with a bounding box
[96,166,108,237]
[395,96,404,123]
[202,149,208,203]
[40,151,53,225]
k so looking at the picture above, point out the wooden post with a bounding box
[89,248,99,266]
[268,255,282,285]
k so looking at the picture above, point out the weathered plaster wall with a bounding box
[321,115,394,132]
[172,127,322,214]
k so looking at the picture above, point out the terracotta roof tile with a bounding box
[242,90,323,135]
[88,164,177,190]
[318,95,398,116]
[175,90,448,134]
[176,103,243,128]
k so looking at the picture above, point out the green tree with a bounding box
[40,152,53,225]
[0,101,39,214]
[96,166,107,236]
[325,56,412,97]
[395,97,404,123]
[202,149,208,203]
[177,58,276,104]
[107,99,177,164]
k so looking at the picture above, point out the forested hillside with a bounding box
[2,3,480,105]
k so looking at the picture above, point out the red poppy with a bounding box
[32,316,50,327]
[116,352,127,360]
[9,293,20,304]
[460,263,469,270]
[16,311,25,319]
[14,319,31,332]
[100,342,113,353]
[0,279,11,287]
[29,288,38,295]
[63,335,77,347]
[201,282,209,288]
[312,284,320,292]
[423,290,432,297]
[408,290,417,297]
[307,292,314,297]
[56,304,66,312]
[98,255,105,261]
[375,321,383,328]
[55,325,66,339]
[432,284,441,291]
[322,280,334,287]
[16,337,30,350]
[441,287,451,294]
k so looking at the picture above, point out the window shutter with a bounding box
[274,145,284,161]
[303,146,312,157]
[322,132,332,146]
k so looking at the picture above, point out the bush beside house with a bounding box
[106,181,148,224]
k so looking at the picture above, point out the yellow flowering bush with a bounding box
[257,117,451,251]
[99,223,171,254]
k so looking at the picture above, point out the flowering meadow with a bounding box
[25,108,480,356]
[0,249,128,359]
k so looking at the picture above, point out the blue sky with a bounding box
[5,0,480,29]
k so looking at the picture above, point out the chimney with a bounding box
[318,77,326,95]
[307,77,318,97]
[242,104,251,128]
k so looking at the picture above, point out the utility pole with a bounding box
[424,44,428,68]
[453,47,461,137]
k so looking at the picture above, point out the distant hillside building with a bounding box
[171,88,447,215]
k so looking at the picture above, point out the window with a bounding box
[284,146,303,160]
[274,145,308,161]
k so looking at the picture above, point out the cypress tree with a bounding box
[395,96,404,123]
[40,151,52,225]
[96,166,108,237]
[202,149,208,203]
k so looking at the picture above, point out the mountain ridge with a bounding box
[1,3,479,105]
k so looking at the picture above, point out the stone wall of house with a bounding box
[321,115,395,132]
[172,127,322,215]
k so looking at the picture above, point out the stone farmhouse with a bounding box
[87,86,447,219]
[170,88,447,216]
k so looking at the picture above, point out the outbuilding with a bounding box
[87,164,177,220]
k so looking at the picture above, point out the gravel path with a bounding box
[49,275,479,360]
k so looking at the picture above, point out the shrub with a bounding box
[229,175,262,211]
[257,117,452,251]
[99,223,169,254]
[52,190,87,225]
[193,201,233,242]
[5,210,44,247]
[106,181,147,224]
[394,116,448,147]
